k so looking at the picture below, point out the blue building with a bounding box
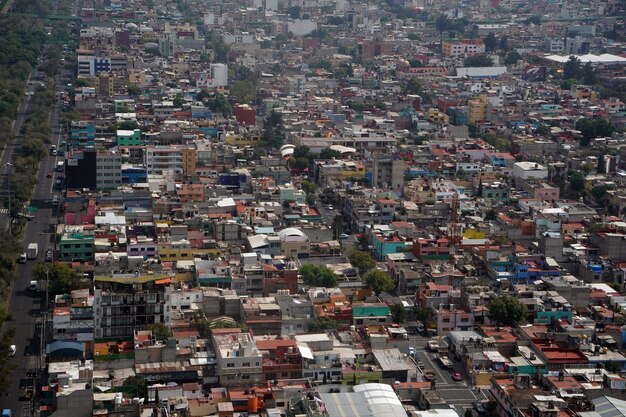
[70,121,96,148]
[122,166,147,184]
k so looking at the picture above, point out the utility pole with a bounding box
[6,162,12,234]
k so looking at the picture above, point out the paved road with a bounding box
[0,68,66,417]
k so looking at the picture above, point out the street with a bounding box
[0,65,67,417]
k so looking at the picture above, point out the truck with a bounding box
[27,243,38,260]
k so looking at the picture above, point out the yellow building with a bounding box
[468,96,488,124]
[427,108,449,124]
[225,133,262,147]
[182,147,196,177]
[341,161,366,178]
[158,239,193,261]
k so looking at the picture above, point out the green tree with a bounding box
[484,32,498,52]
[582,62,596,85]
[464,55,494,67]
[349,251,376,275]
[413,305,433,322]
[563,55,582,80]
[575,117,615,146]
[435,14,449,35]
[591,185,610,206]
[569,171,585,196]
[331,215,344,240]
[499,35,509,51]
[33,262,80,295]
[597,153,606,174]
[173,93,184,108]
[363,269,395,295]
[123,375,147,398]
[403,77,422,94]
[390,303,406,324]
[484,209,497,221]
[504,50,522,65]
[147,323,171,340]
[287,5,301,19]
[230,80,256,103]
[308,317,338,332]
[465,409,473,417]
[300,264,338,287]
[301,180,317,195]
[319,148,342,159]
[127,84,142,97]
[489,296,528,326]
[196,319,212,338]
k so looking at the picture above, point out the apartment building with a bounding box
[211,329,263,388]
[145,145,196,177]
[442,39,485,57]
[96,151,122,190]
[93,272,173,339]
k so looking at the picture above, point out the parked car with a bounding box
[8,345,16,357]
[473,401,487,415]
[452,372,463,381]
[408,347,415,357]
[45,250,53,262]
[18,253,27,264]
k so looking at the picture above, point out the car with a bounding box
[408,347,415,357]
[327,205,334,210]
[338,233,349,239]
[8,345,15,357]
[18,253,27,264]
[417,360,425,368]
[473,402,487,414]
[45,250,53,262]
[452,372,463,381]
[46,172,52,178]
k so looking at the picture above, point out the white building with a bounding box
[512,161,548,181]
[209,63,228,87]
[96,151,122,190]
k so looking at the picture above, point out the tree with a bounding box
[413,305,433,322]
[484,32,498,52]
[301,180,317,195]
[403,77,422,94]
[465,410,473,417]
[308,317,338,332]
[230,80,256,103]
[173,93,184,108]
[127,84,142,97]
[563,56,582,80]
[597,153,606,174]
[390,303,406,324]
[287,5,301,19]
[582,62,596,85]
[123,375,147,398]
[300,264,338,288]
[33,262,80,295]
[331,215,344,240]
[504,50,522,65]
[363,269,395,295]
[484,209,497,221]
[575,117,615,146]
[349,251,376,275]
[489,296,528,326]
[147,323,171,340]
[435,14,449,34]
[569,171,585,196]
[319,148,342,160]
[463,55,494,67]
[591,185,610,206]
[499,35,509,52]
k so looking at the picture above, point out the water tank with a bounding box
[247,396,259,413]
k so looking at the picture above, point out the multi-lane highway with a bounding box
[0,62,68,417]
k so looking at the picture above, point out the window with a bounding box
[226,363,235,368]
[243,362,250,367]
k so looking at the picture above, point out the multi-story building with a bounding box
[59,230,95,262]
[145,145,196,177]
[96,151,122,190]
[468,96,488,124]
[70,121,96,148]
[117,129,142,146]
[442,39,485,57]
[434,306,475,334]
[51,289,94,352]
[93,272,173,339]
[211,329,263,388]
[256,339,303,382]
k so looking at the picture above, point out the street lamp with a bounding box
[5,163,12,234]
